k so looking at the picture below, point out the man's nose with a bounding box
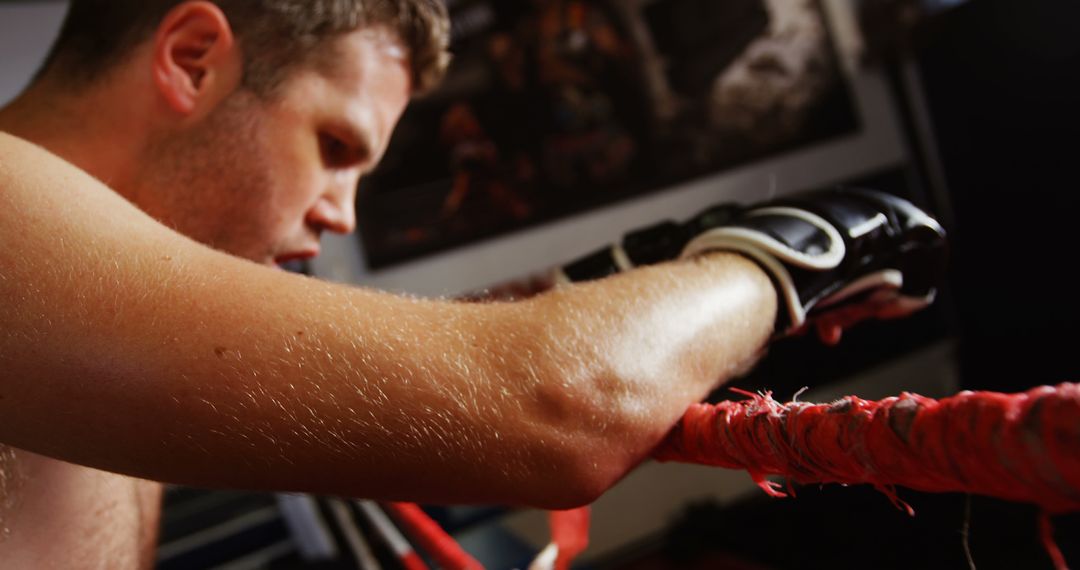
[306,181,357,235]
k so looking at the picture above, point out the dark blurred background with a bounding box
[629,1,1080,568]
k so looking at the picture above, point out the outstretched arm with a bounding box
[0,132,777,508]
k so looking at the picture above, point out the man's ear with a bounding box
[152,1,241,116]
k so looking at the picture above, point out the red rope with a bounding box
[653,383,1080,514]
[383,502,484,570]
[549,507,590,570]
[381,502,589,570]
[1040,512,1069,570]
[391,384,1079,568]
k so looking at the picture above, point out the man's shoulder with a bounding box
[0,130,116,203]
[0,130,37,152]
[0,131,69,182]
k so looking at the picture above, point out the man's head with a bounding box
[38,0,449,97]
[28,1,450,267]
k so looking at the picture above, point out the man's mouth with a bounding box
[273,249,320,272]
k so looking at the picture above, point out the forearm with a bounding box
[4,260,772,505]
[0,133,777,507]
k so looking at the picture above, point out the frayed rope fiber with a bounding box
[653,383,1080,515]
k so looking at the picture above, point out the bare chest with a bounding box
[0,447,161,569]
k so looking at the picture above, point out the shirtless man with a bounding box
[0,1,944,568]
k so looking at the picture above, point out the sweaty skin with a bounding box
[0,132,777,565]
[0,7,777,568]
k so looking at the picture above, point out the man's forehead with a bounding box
[319,26,410,85]
[361,26,408,62]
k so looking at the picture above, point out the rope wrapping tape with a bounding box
[653,383,1080,514]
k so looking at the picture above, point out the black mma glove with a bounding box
[556,188,947,337]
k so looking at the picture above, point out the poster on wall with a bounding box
[357,0,860,269]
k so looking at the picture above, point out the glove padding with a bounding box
[556,188,947,337]
[680,188,946,335]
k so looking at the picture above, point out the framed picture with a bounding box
[319,0,909,295]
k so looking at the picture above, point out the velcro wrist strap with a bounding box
[558,246,625,283]
[622,221,687,266]
[558,220,686,283]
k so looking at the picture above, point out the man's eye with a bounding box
[319,133,360,168]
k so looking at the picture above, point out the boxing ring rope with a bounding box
[385,383,1080,570]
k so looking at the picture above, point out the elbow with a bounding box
[517,378,659,509]
[518,430,643,510]
[525,462,620,511]
[490,298,665,508]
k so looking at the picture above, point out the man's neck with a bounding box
[0,80,143,192]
